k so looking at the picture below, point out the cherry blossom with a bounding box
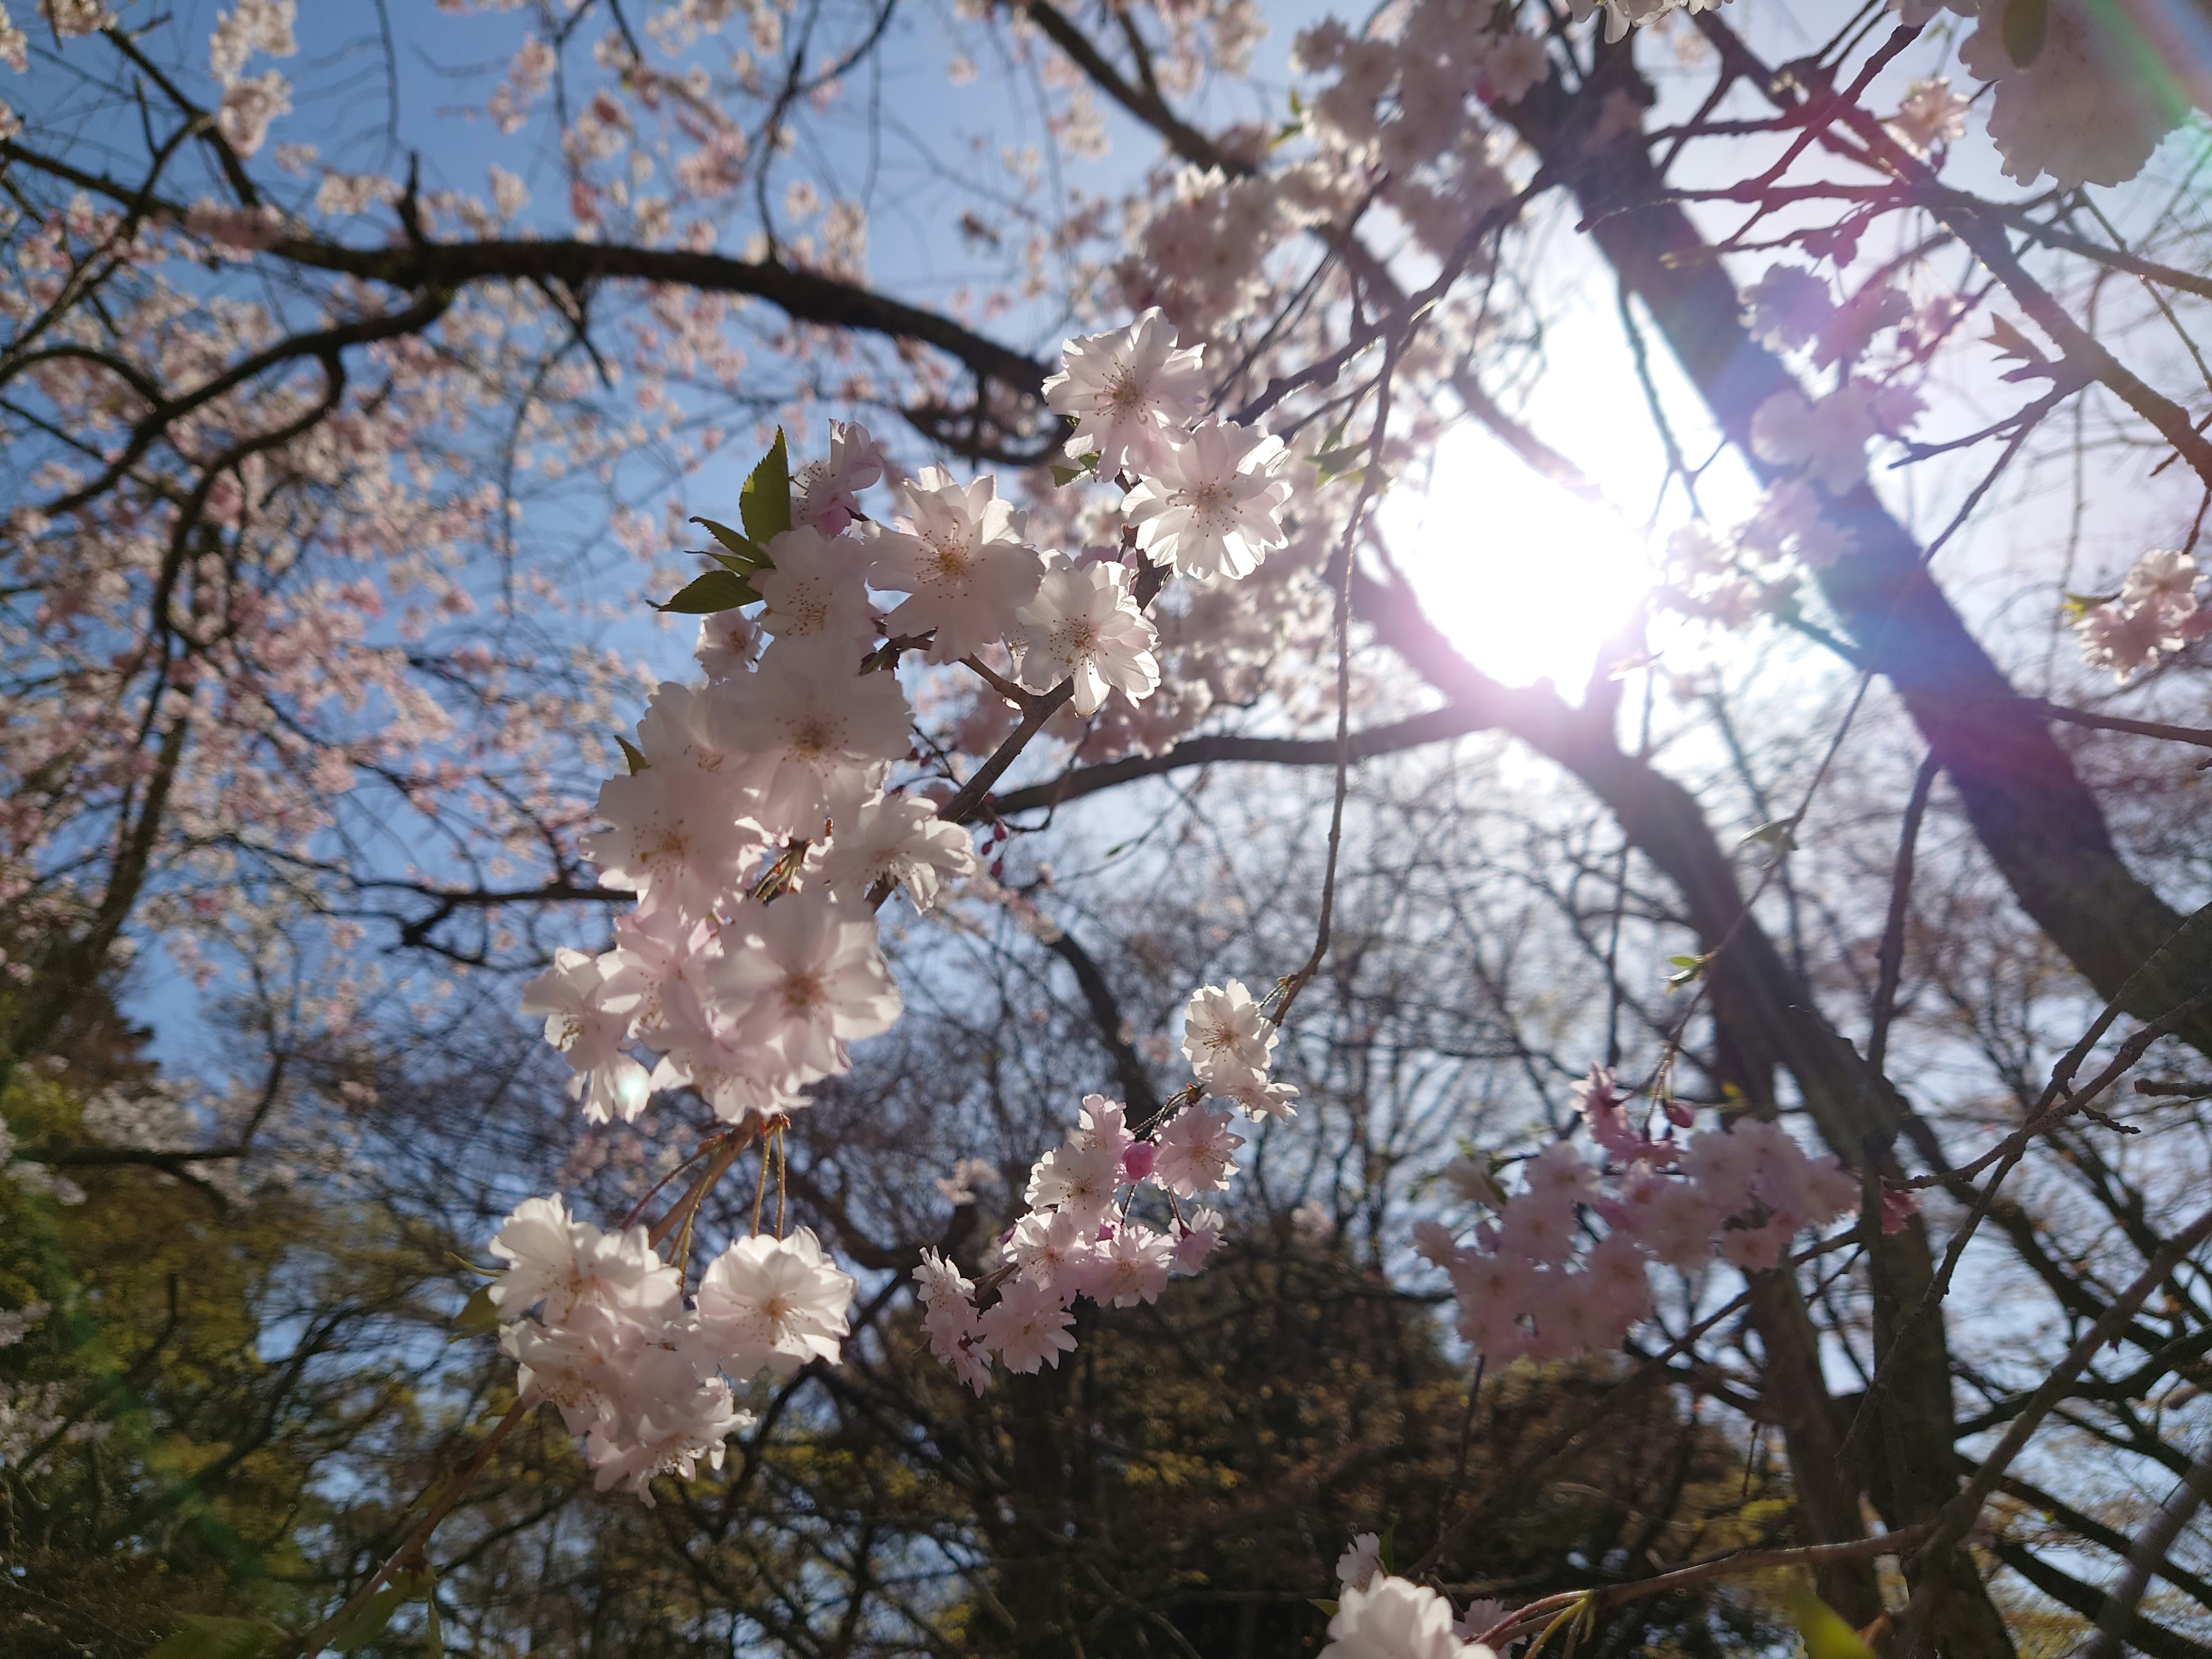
[863,467,1043,662]
[753,525,876,652]
[1180,979,1278,1084]
[488,1194,676,1325]
[1336,1532,1383,1593]
[813,793,978,910]
[704,640,914,836]
[709,891,903,1076]
[977,1277,1077,1373]
[1123,420,1293,582]
[1013,556,1162,715]
[520,949,652,1124]
[1088,1222,1174,1307]
[1888,77,1969,157]
[1323,1575,1491,1659]
[694,1228,855,1380]
[1041,309,1210,476]
[1153,1104,1244,1197]
[791,420,885,535]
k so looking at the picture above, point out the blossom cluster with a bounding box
[510,311,1294,1482]
[1418,1068,1865,1366]
[2075,549,2207,681]
[486,1194,854,1498]
[523,310,1287,1137]
[911,979,1294,1390]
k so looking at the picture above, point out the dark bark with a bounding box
[1492,50,2212,1061]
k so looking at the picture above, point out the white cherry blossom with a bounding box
[1122,420,1292,582]
[710,891,903,1075]
[1041,309,1209,476]
[755,525,875,652]
[704,640,913,836]
[694,1228,855,1380]
[813,793,978,910]
[864,467,1043,662]
[1322,1575,1490,1659]
[1014,556,1161,716]
[1180,979,1278,1084]
[520,949,651,1124]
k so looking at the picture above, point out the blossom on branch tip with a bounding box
[1122,421,1291,583]
[1042,309,1209,476]
[1180,978,1278,1084]
[694,1227,855,1381]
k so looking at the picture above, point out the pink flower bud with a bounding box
[1121,1142,1156,1182]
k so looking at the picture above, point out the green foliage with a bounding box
[739,428,793,544]
[654,567,759,613]
[0,1007,466,1658]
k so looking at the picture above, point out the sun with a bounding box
[1377,422,1653,695]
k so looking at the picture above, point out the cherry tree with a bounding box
[8,0,2212,1656]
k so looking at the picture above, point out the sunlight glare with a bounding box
[1380,423,1652,695]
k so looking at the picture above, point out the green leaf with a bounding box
[425,1596,443,1659]
[615,734,648,775]
[451,1283,500,1338]
[1785,1584,1877,1659]
[1664,953,1710,991]
[2061,589,2120,620]
[655,569,759,615]
[1309,1599,1340,1618]
[740,429,792,544]
[1311,445,1363,479]
[690,516,766,567]
[2001,0,2046,65]
[1048,454,1100,488]
[145,1616,277,1659]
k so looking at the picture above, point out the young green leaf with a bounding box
[654,569,759,614]
[740,429,792,544]
[615,734,648,775]
[451,1283,501,1338]
[1785,1583,1878,1659]
[690,516,764,566]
